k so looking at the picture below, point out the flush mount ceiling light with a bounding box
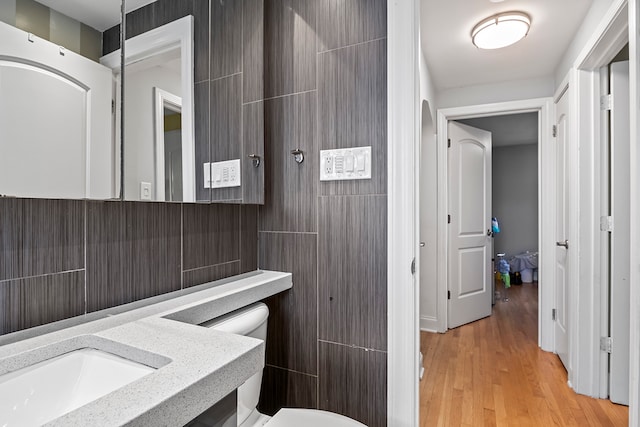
[471,12,531,49]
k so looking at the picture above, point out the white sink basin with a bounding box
[0,348,155,426]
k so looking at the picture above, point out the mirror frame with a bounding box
[101,16,195,202]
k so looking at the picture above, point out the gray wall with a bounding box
[255,1,387,426]
[492,144,539,256]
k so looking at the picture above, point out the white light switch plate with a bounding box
[211,159,241,188]
[320,146,371,181]
[203,162,211,188]
[140,182,152,200]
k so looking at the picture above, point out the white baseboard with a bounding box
[420,316,440,333]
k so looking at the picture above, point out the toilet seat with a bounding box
[263,408,366,427]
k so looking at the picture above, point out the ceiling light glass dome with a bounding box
[471,12,531,50]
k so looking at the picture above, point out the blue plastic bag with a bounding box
[492,217,500,234]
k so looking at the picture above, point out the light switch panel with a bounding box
[211,159,241,188]
[320,146,372,181]
[140,182,152,200]
[203,162,212,188]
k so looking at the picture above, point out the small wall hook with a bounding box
[248,154,261,167]
[291,149,304,164]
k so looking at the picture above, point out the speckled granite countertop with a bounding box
[0,270,292,426]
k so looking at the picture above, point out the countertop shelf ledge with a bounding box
[0,270,293,427]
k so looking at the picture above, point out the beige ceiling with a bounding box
[421,0,594,90]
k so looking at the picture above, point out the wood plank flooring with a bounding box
[420,282,629,426]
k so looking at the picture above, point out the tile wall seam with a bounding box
[317,193,388,199]
[180,203,184,290]
[0,269,87,284]
[318,339,388,354]
[258,230,318,236]
[243,89,318,106]
[83,200,87,315]
[210,71,243,83]
[317,36,387,55]
[208,0,211,81]
[238,205,243,271]
[240,0,245,201]
[265,363,319,378]
[315,20,321,408]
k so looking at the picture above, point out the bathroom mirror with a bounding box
[102,16,196,203]
[0,1,121,200]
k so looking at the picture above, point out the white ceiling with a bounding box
[421,0,594,90]
[35,0,155,32]
[458,113,538,147]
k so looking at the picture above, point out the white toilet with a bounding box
[203,303,366,427]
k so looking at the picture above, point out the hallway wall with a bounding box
[436,76,554,110]
[492,144,539,256]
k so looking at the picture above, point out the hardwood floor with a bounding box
[420,282,629,426]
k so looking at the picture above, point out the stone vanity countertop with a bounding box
[0,270,292,427]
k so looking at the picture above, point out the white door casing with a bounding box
[447,122,493,329]
[554,88,570,370]
[609,59,630,405]
[436,98,555,345]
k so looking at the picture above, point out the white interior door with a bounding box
[555,89,570,370]
[448,122,492,329]
[609,60,630,405]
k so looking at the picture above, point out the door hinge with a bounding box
[447,290,451,300]
[600,215,613,232]
[552,308,557,321]
[448,214,451,224]
[552,125,557,137]
[600,336,613,353]
[411,258,416,275]
[600,94,612,111]
[111,99,116,113]
[447,138,451,148]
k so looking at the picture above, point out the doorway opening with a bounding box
[421,97,555,352]
[458,112,540,311]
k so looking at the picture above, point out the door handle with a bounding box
[487,229,494,237]
[556,240,569,249]
[420,242,425,247]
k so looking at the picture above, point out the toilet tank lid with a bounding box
[265,409,366,427]
[201,302,269,335]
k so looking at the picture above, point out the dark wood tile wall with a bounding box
[257,0,388,425]
[259,365,318,416]
[0,198,256,336]
[86,201,182,312]
[318,341,387,427]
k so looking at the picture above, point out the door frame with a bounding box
[629,1,640,423]
[563,0,629,398]
[387,0,420,425]
[153,87,183,201]
[435,98,556,354]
